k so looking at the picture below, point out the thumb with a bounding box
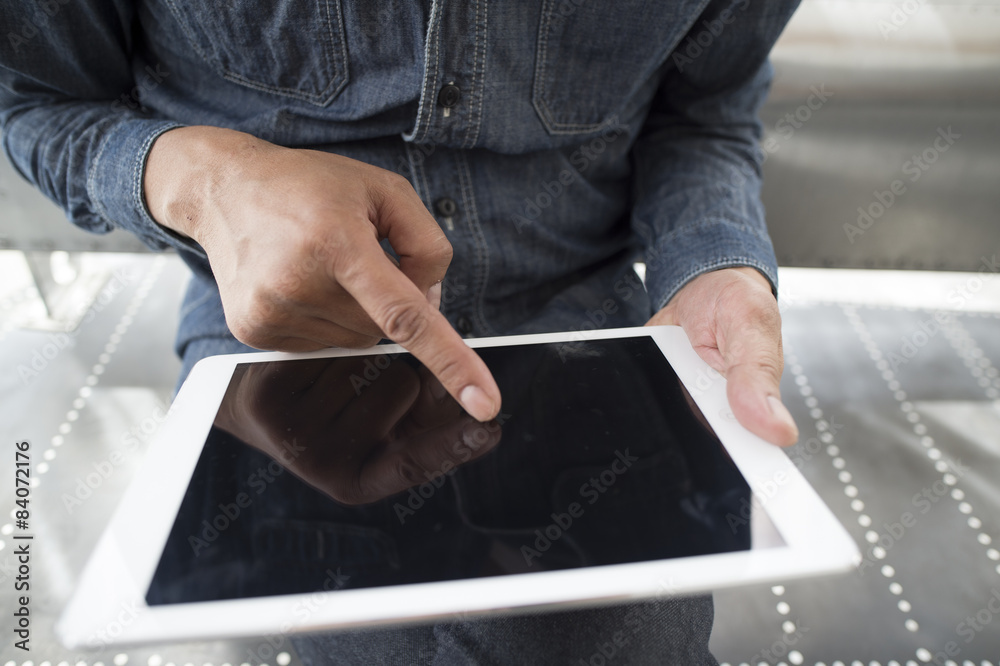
[724,334,799,447]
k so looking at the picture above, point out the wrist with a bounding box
[143,125,259,243]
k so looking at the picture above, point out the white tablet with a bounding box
[57,325,859,649]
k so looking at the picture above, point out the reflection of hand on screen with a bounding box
[213,357,502,504]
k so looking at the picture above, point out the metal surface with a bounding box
[0,155,150,254]
[1,254,999,664]
[0,253,303,666]
[763,0,1000,271]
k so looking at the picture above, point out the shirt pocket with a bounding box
[531,0,709,135]
[163,0,349,107]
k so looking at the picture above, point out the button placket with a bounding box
[404,0,486,148]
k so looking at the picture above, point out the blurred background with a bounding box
[1,0,999,664]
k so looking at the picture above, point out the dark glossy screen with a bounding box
[147,337,752,605]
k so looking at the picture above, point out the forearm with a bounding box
[631,101,778,312]
[0,0,198,253]
[630,0,799,311]
[1,100,186,249]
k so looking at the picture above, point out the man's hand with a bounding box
[144,126,500,422]
[647,267,799,447]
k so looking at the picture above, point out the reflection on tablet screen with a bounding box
[147,337,761,605]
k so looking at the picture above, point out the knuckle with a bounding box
[247,287,280,324]
[379,300,431,346]
[426,235,454,266]
[228,315,270,350]
[272,270,309,305]
[228,290,283,349]
[381,170,415,195]
[419,352,467,392]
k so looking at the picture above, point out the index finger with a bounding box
[333,234,501,423]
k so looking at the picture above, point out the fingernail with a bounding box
[426,283,442,310]
[767,395,799,438]
[460,385,496,422]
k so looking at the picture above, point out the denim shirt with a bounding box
[0,0,799,345]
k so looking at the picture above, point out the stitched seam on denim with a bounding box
[531,0,556,134]
[404,143,432,214]
[463,0,488,150]
[425,5,443,145]
[456,151,495,335]
[85,120,114,227]
[161,0,346,105]
[530,0,628,135]
[653,256,776,312]
[404,0,443,144]
[133,123,202,253]
[322,0,350,103]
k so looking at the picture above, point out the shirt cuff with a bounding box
[644,218,779,312]
[86,118,206,258]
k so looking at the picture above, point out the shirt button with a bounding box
[456,316,473,335]
[437,83,461,108]
[435,197,458,217]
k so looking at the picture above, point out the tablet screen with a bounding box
[146,336,756,605]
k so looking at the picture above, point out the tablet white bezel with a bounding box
[57,325,859,648]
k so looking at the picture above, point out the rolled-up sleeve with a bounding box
[0,0,198,253]
[630,0,800,311]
